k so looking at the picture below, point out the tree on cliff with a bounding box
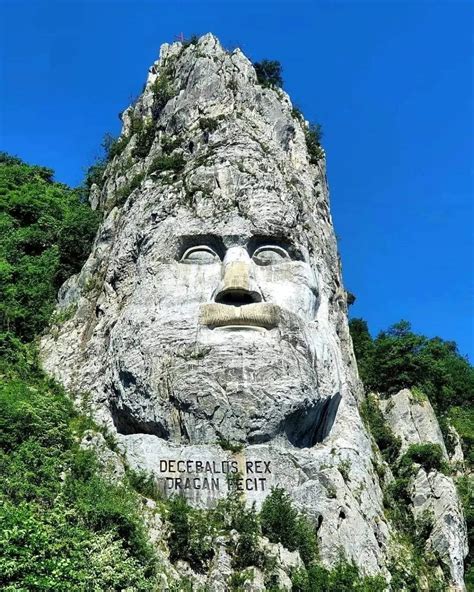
[349,317,473,414]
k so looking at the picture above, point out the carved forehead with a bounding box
[149,190,303,236]
[142,208,306,259]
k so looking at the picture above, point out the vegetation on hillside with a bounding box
[349,318,473,414]
[0,152,100,341]
[350,317,473,588]
[0,154,159,590]
[164,487,385,590]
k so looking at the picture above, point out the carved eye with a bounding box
[181,246,220,264]
[252,245,290,266]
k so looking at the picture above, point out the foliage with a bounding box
[151,73,175,120]
[382,443,452,585]
[360,394,401,464]
[102,131,130,160]
[383,477,412,531]
[167,491,263,572]
[349,318,474,415]
[161,135,182,155]
[223,495,263,569]
[291,106,304,121]
[83,131,132,194]
[84,159,107,191]
[260,487,318,565]
[399,443,446,474]
[0,369,158,590]
[305,123,324,164]
[338,459,352,482]
[132,121,156,159]
[349,318,376,388]
[181,34,200,48]
[0,378,73,453]
[149,154,185,175]
[0,155,100,340]
[437,413,457,456]
[449,406,474,467]
[167,495,216,572]
[254,59,283,88]
[217,437,243,453]
[0,152,23,166]
[0,501,156,591]
[0,331,40,380]
[292,558,387,591]
[346,291,356,306]
[115,172,146,204]
[199,117,219,133]
[0,152,159,590]
[127,468,161,501]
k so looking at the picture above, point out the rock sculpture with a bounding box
[41,34,467,587]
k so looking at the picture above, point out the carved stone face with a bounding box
[107,201,340,447]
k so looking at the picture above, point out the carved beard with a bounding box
[107,307,341,448]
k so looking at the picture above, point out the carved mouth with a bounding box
[199,303,280,330]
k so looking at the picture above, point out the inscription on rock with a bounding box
[159,458,272,493]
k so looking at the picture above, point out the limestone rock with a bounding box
[42,33,469,585]
[80,430,125,481]
[206,544,234,591]
[449,425,465,469]
[411,468,468,591]
[380,389,468,589]
[379,388,448,457]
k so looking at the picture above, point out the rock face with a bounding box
[41,33,388,576]
[40,34,467,586]
[379,388,448,457]
[411,469,467,590]
[380,388,468,590]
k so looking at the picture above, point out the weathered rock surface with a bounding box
[379,388,448,457]
[40,33,468,588]
[380,388,468,590]
[411,468,468,590]
[80,430,125,481]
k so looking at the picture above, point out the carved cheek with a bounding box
[172,262,222,303]
[255,264,318,319]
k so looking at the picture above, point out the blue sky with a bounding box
[1,0,473,359]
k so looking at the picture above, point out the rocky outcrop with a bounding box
[379,388,448,457]
[411,469,467,590]
[380,388,468,590]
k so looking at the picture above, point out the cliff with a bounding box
[40,34,468,590]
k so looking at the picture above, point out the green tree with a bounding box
[260,487,317,565]
[350,318,474,415]
[254,60,283,88]
[349,318,375,389]
[0,154,99,340]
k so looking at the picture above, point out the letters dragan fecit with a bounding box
[160,458,272,492]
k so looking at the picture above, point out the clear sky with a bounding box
[1,0,473,359]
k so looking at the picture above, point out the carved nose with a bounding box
[214,251,263,307]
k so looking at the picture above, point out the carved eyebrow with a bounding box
[247,235,303,260]
[177,234,226,260]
